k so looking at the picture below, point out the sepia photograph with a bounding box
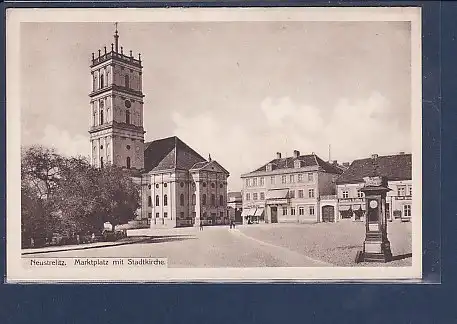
[6,7,422,282]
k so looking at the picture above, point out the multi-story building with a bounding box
[227,192,243,224]
[240,150,343,224]
[89,27,229,229]
[335,153,412,222]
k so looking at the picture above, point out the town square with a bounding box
[14,11,419,280]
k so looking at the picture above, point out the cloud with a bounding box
[171,92,411,191]
[40,124,90,158]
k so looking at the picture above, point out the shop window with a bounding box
[403,205,411,217]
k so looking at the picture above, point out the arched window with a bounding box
[100,74,104,88]
[155,195,160,206]
[202,194,207,205]
[100,157,104,169]
[148,196,152,207]
[164,194,168,206]
[100,109,104,124]
[180,194,184,206]
[126,157,131,169]
[126,110,130,124]
[219,195,224,206]
[211,194,215,206]
[125,75,130,88]
[192,194,196,205]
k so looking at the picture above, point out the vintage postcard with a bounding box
[6,7,422,282]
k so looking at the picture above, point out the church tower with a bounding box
[89,24,145,170]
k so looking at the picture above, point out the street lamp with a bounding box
[356,176,393,263]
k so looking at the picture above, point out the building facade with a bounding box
[89,28,229,229]
[227,192,243,224]
[240,150,343,224]
[336,153,412,222]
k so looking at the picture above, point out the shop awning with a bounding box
[266,189,289,200]
[339,205,352,212]
[352,205,361,211]
[254,208,265,217]
[241,208,256,217]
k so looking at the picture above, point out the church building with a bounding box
[89,26,230,229]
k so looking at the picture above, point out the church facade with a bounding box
[89,27,230,229]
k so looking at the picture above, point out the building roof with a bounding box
[143,136,206,172]
[245,153,343,176]
[336,154,412,184]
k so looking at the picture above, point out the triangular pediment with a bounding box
[193,160,229,175]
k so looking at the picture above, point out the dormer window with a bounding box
[266,163,273,172]
[294,160,301,168]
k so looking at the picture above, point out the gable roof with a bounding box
[190,160,230,175]
[245,153,343,176]
[336,154,412,184]
[143,136,206,172]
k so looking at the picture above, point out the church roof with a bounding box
[336,153,412,184]
[143,136,207,173]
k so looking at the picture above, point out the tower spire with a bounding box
[114,22,119,52]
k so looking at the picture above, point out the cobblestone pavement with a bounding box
[238,220,412,267]
[25,221,412,267]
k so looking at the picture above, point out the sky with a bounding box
[20,21,412,191]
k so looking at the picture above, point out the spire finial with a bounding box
[114,22,119,52]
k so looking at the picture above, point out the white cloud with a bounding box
[40,124,90,158]
[172,92,411,191]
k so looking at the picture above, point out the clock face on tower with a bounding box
[124,100,131,108]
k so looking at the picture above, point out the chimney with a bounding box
[293,150,300,158]
[399,151,405,155]
[371,154,378,160]
[276,152,282,159]
[332,160,338,165]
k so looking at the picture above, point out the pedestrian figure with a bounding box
[233,221,236,229]
[229,221,233,229]
[200,221,203,231]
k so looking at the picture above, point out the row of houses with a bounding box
[232,150,412,225]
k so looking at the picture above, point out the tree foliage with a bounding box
[21,145,140,247]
